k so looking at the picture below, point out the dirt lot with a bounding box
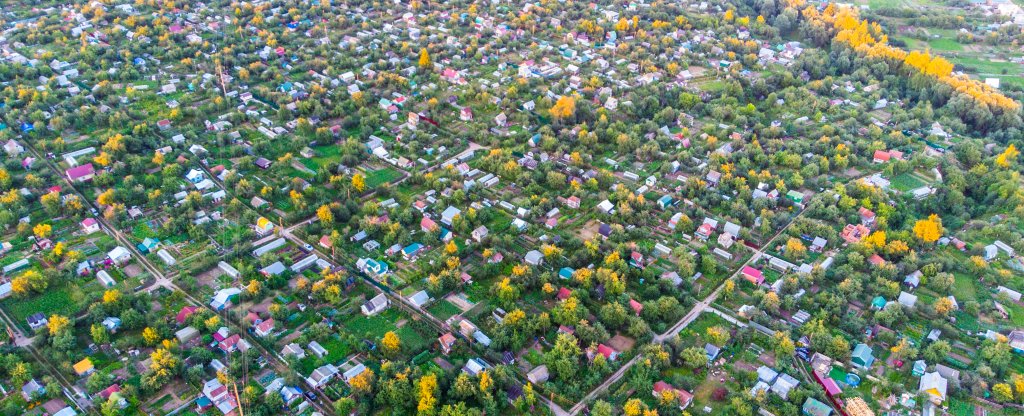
[197,266,225,289]
[123,263,144,278]
[578,219,602,241]
[607,334,636,352]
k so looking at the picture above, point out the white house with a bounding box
[107,246,131,265]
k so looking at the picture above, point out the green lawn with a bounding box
[363,168,403,188]
[343,308,403,339]
[951,272,979,302]
[891,173,927,192]
[1,286,79,330]
[426,299,462,321]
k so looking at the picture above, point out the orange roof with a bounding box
[73,358,94,375]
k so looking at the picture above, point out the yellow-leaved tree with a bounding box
[550,95,576,120]
[381,331,401,358]
[913,214,943,243]
[418,48,431,69]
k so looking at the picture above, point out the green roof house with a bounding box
[786,190,804,204]
[802,397,832,416]
[871,296,887,310]
[851,343,875,369]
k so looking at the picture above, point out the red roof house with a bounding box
[66,163,96,182]
[556,287,572,301]
[741,266,764,285]
[629,299,644,315]
[176,306,198,326]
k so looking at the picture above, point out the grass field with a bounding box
[363,168,403,188]
[343,308,403,339]
[426,299,462,321]
[1,286,79,330]
[891,173,927,192]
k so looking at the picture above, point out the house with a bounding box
[356,258,389,277]
[810,237,827,252]
[102,317,121,332]
[596,199,614,214]
[566,196,581,209]
[867,254,885,267]
[3,140,24,156]
[439,332,457,355]
[527,365,549,384]
[107,246,131,265]
[841,224,871,244]
[629,299,644,315]
[307,364,340,388]
[652,381,694,410]
[741,266,764,285]
[919,371,947,403]
[420,217,438,233]
[705,343,721,361]
[282,343,306,359]
[254,319,275,337]
[175,306,198,325]
[26,313,48,330]
[589,344,619,362]
[66,163,96,182]
[557,286,573,301]
[81,218,100,234]
[220,333,251,353]
[463,358,490,376]
[254,157,272,169]
[803,397,833,416]
[524,250,544,266]
[472,226,489,242]
[210,287,242,310]
[255,217,275,236]
[200,378,237,415]
[21,379,44,400]
[408,290,432,308]
[308,341,328,358]
[361,293,390,316]
[858,207,876,225]
[996,332,1024,360]
[898,291,918,308]
[902,269,922,288]
[73,358,94,377]
[441,206,462,225]
[851,343,875,369]
[402,243,425,260]
[342,364,369,384]
[137,237,159,253]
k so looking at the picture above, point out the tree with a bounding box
[352,173,366,193]
[993,383,1013,402]
[349,368,374,396]
[417,374,439,415]
[545,333,582,381]
[91,324,110,345]
[143,327,160,345]
[419,48,431,68]
[706,326,730,346]
[317,205,334,224]
[923,340,951,362]
[933,297,955,316]
[785,238,807,259]
[32,223,52,239]
[381,331,401,358]
[550,95,576,120]
[47,315,71,337]
[913,214,943,243]
[679,346,708,369]
[995,144,1019,168]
